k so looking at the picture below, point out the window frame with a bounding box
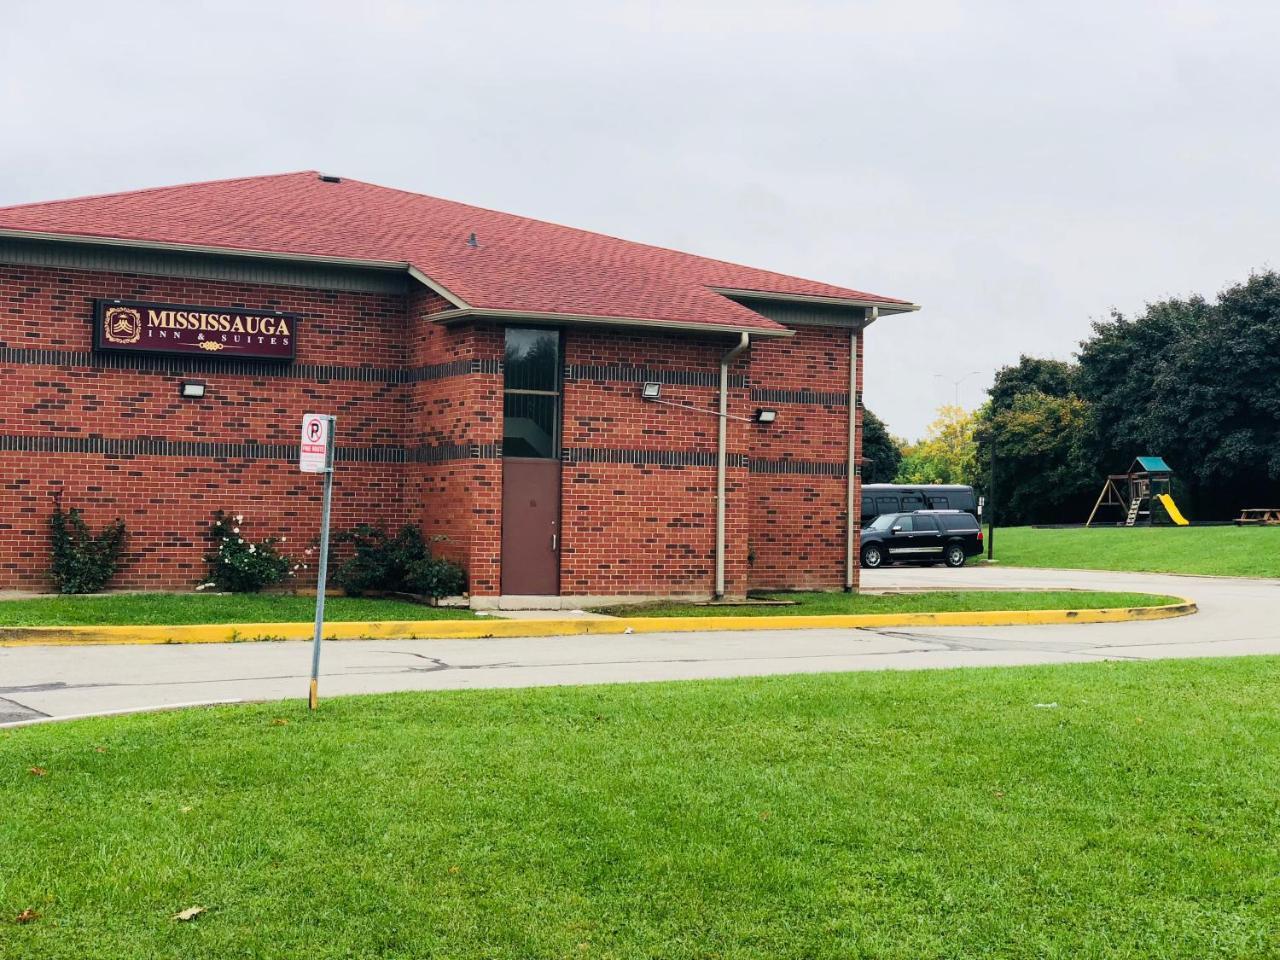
[502,327,563,460]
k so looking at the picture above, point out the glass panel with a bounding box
[503,393,558,458]
[901,495,924,511]
[877,497,899,513]
[929,496,949,509]
[914,516,939,532]
[504,328,560,392]
[892,516,914,532]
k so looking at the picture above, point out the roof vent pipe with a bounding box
[318,174,342,183]
[467,232,479,248]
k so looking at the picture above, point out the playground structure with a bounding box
[1086,456,1190,527]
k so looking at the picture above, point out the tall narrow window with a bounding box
[502,328,561,458]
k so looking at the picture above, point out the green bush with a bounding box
[330,524,466,600]
[405,554,467,599]
[49,504,128,594]
[204,511,291,593]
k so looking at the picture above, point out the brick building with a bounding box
[0,173,917,606]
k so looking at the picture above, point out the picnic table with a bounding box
[1235,508,1280,526]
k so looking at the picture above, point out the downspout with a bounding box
[716,331,751,598]
[846,307,874,591]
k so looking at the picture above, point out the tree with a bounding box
[896,405,977,485]
[1076,271,1280,518]
[989,356,1078,411]
[861,408,903,484]
[976,392,1093,525]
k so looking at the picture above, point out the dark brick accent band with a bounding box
[564,364,747,389]
[0,347,498,384]
[748,458,849,477]
[0,434,489,464]
[406,442,500,463]
[750,387,849,406]
[562,447,749,468]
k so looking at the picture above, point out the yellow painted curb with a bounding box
[0,598,1196,646]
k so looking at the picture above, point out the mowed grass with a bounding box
[993,525,1280,578]
[0,593,475,627]
[4,659,1280,959]
[605,589,1178,618]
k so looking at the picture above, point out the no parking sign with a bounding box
[300,413,336,710]
[299,413,333,473]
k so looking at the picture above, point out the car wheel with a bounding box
[861,544,884,569]
[944,543,966,568]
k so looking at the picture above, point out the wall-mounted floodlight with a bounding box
[179,380,206,399]
[641,381,662,400]
[754,408,778,424]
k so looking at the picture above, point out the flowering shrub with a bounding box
[203,511,292,593]
[49,502,128,594]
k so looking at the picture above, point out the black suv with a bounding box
[860,510,983,568]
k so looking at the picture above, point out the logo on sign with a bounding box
[103,306,142,345]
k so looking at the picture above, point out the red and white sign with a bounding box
[300,413,332,473]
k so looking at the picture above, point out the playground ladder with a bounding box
[1125,498,1141,526]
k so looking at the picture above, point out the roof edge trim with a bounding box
[406,265,470,310]
[0,227,413,273]
[709,286,920,315]
[0,227,475,309]
[432,307,795,339]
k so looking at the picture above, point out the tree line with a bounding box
[865,270,1280,524]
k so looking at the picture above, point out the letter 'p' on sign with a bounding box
[300,413,334,473]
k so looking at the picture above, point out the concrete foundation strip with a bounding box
[0,599,1197,646]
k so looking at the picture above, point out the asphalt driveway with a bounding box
[3,565,1278,725]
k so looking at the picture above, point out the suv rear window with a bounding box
[939,514,979,532]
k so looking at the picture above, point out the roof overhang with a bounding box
[0,227,473,310]
[431,306,794,339]
[0,228,903,338]
[709,286,920,316]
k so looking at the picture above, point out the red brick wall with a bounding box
[0,263,410,590]
[0,259,864,598]
[559,329,753,597]
[746,326,861,592]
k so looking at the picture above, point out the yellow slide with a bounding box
[1157,493,1190,526]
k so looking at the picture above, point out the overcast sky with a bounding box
[4,1,1275,438]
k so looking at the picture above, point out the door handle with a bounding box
[551,533,558,551]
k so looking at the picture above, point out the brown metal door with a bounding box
[501,458,561,595]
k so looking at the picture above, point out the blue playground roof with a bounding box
[1133,456,1172,474]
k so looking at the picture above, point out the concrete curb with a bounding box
[0,598,1197,646]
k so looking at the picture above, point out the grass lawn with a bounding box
[0,593,475,627]
[5,658,1280,958]
[604,589,1178,618]
[992,525,1280,578]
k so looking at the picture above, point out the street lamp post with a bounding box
[933,370,983,406]
[987,429,997,561]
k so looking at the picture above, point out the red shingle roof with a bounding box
[0,172,914,334]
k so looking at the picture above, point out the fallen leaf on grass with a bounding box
[269,718,289,726]
[28,767,46,777]
[180,806,193,814]
[173,906,207,922]
[94,746,108,753]
[15,908,39,924]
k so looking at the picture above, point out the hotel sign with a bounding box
[93,299,298,361]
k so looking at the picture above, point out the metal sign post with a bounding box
[300,413,336,710]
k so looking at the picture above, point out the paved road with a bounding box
[3,565,1279,724]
